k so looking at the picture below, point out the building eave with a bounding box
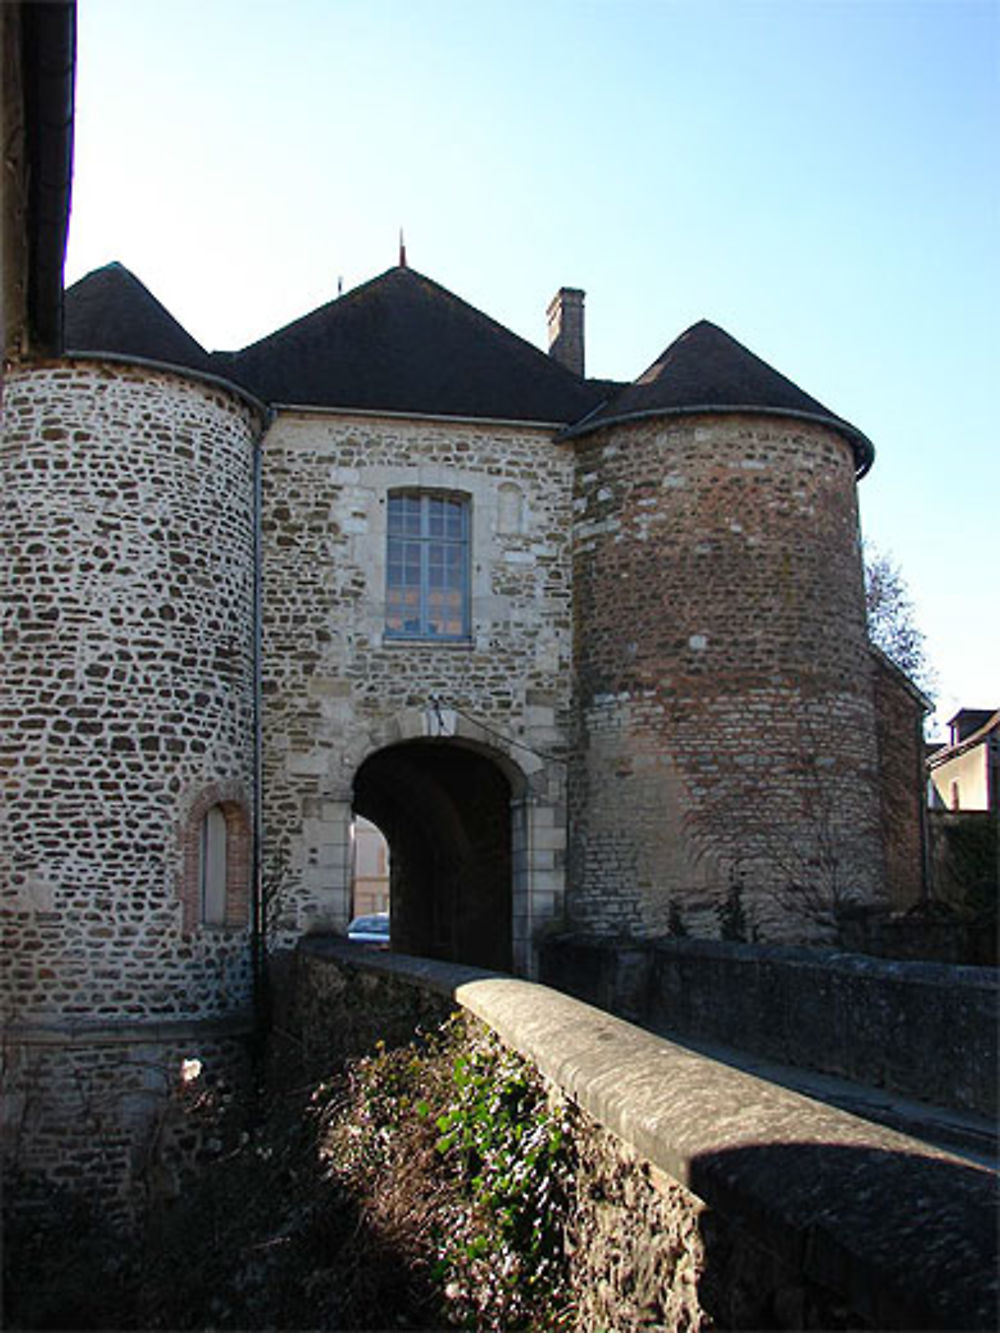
[927,710,1000,769]
[269,401,566,433]
[60,350,269,421]
[868,643,934,713]
[558,403,875,479]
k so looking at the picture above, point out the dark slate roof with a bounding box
[211,266,607,424]
[64,262,212,373]
[59,265,872,474]
[564,319,874,475]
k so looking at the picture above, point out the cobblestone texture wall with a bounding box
[3,1023,252,1218]
[569,413,884,942]
[260,411,572,952]
[1,360,261,1024]
[564,1114,866,1333]
[1,359,262,1210]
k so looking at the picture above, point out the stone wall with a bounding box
[292,940,997,1331]
[3,1018,252,1217]
[538,934,998,1117]
[1,358,263,1210]
[871,651,928,909]
[1,360,262,1022]
[569,413,884,943]
[259,410,572,967]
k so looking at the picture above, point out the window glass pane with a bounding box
[445,544,464,583]
[445,500,466,539]
[386,492,469,638]
[388,539,421,589]
[388,495,421,537]
[427,543,445,587]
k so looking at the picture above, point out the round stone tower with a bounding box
[566,321,883,943]
[0,337,264,1209]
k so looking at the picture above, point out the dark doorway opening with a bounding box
[353,741,513,971]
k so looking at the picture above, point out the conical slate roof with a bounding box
[212,266,606,424]
[64,263,212,374]
[60,266,872,473]
[565,319,873,475]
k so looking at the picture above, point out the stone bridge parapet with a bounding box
[292,937,997,1331]
[539,935,998,1119]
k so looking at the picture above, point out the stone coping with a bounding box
[539,934,998,1119]
[646,934,998,987]
[300,938,998,1331]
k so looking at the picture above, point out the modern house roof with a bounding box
[61,263,872,469]
[928,709,1000,766]
[64,262,212,373]
[563,319,874,476]
[946,708,997,745]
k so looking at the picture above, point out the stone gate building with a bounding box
[1,257,921,1207]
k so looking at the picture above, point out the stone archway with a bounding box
[353,741,513,971]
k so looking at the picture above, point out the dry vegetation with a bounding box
[3,1016,578,1331]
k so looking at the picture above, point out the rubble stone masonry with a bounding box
[260,411,573,955]
[1,362,906,1213]
[569,413,885,940]
[1,360,262,1208]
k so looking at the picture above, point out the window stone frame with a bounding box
[384,488,471,642]
[178,782,252,934]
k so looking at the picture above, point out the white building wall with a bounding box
[931,747,990,811]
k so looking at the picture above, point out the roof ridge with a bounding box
[215,264,604,422]
[228,265,589,388]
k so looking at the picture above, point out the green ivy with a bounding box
[427,1037,571,1278]
[328,1014,575,1327]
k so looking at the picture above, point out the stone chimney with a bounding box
[547,287,585,377]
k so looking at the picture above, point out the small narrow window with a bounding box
[386,492,469,640]
[200,805,228,925]
[180,790,250,934]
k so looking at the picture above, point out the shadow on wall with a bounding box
[288,942,998,1332]
[538,935,998,1119]
[690,1142,997,1332]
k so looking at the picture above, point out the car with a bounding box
[347,912,390,945]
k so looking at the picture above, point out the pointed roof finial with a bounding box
[399,228,407,268]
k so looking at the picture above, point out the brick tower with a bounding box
[566,321,884,941]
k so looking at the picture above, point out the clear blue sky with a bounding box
[65,0,998,736]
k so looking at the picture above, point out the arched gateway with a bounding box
[354,741,514,971]
[345,707,566,976]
